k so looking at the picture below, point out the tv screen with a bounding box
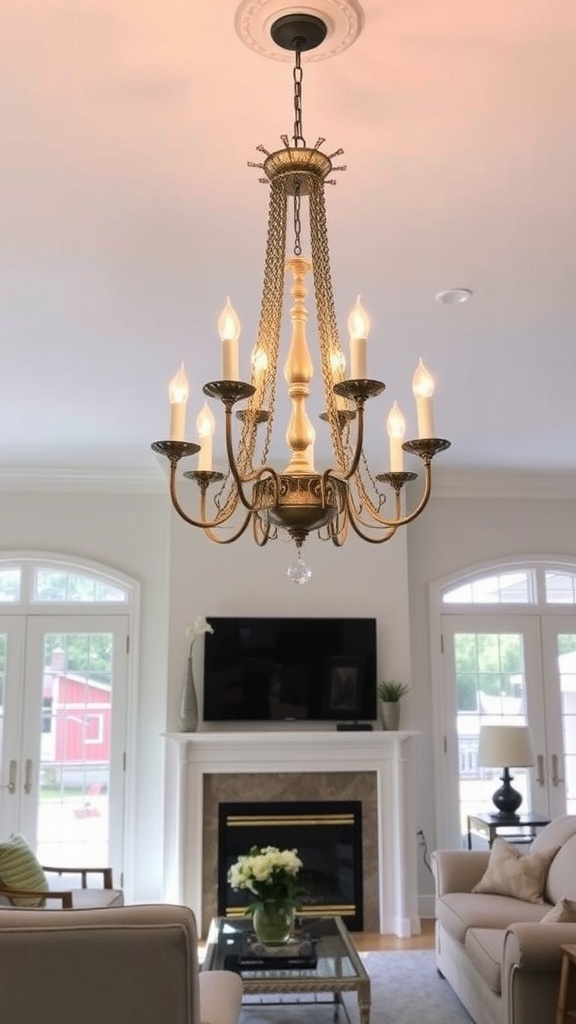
[202,617,377,722]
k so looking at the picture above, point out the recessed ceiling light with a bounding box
[435,288,473,305]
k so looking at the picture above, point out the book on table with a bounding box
[224,932,318,971]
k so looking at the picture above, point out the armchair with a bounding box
[0,903,243,1024]
[0,832,123,908]
[0,863,124,908]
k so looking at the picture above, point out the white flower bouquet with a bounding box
[228,845,303,910]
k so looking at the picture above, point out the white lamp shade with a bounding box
[477,725,535,768]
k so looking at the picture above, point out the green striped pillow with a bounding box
[0,833,49,907]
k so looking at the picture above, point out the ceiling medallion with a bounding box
[234,0,365,61]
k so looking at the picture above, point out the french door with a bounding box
[0,614,129,878]
[442,612,576,846]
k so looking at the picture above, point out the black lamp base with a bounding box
[491,767,523,817]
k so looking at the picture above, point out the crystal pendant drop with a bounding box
[287,548,312,585]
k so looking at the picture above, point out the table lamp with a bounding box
[477,724,535,817]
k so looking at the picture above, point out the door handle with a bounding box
[552,753,564,788]
[0,759,17,794]
[24,758,33,794]
[535,753,545,786]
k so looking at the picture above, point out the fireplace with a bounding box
[218,800,364,930]
[164,730,420,937]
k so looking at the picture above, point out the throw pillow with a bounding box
[541,897,576,923]
[0,833,49,907]
[472,838,558,903]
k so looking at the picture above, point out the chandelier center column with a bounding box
[283,255,316,475]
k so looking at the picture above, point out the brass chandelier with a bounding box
[152,12,450,584]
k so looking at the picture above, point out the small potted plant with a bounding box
[377,680,410,731]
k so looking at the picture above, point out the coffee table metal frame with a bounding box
[203,915,371,1024]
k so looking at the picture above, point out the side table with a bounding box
[556,944,576,1024]
[467,811,551,850]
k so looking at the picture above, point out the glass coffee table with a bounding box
[203,915,371,1024]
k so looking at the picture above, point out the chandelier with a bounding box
[152,12,450,584]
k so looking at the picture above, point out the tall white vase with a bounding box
[179,657,198,732]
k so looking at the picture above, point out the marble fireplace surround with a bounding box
[164,731,420,937]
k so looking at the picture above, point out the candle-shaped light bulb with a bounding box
[387,401,406,472]
[330,349,346,410]
[218,297,241,380]
[348,295,369,379]
[412,358,436,438]
[196,401,215,472]
[168,362,189,441]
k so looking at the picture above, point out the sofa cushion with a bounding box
[540,897,576,923]
[465,927,506,994]
[0,833,49,907]
[545,834,576,904]
[530,814,576,854]
[436,891,547,943]
[472,839,557,903]
[69,888,124,909]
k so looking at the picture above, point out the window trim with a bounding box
[0,550,140,901]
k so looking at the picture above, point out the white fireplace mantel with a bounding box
[164,730,420,937]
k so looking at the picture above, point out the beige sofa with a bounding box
[432,815,576,1024]
[0,902,243,1024]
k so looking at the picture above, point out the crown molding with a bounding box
[0,466,165,494]
[430,468,576,501]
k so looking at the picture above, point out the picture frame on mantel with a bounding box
[322,655,365,717]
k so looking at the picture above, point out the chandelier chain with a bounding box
[292,47,305,148]
[293,183,302,257]
[308,177,348,473]
[246,178,287,466]
[209,181,286,517]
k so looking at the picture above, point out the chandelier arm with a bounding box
[253,514,273,547]
[328,506,349,547]
[345,494,399,544]
[351,460,434,529]
[200,510,254,545]
[165,464,237,530]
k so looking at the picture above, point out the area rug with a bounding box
[240,950,473,1024]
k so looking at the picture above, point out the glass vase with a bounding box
[179,657,198,732]
[253,901,296,946]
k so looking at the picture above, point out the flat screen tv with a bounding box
[202,617,377,722]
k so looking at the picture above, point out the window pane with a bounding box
[37,632,113,866]
[455,631,530,834]
[0,569,21,603]
[546,572,576,605]
[34,569,127,603]
[444,572,530,605]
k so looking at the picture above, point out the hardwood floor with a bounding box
[351,918,435,951]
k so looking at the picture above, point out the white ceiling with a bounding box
[2,0,576,480]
